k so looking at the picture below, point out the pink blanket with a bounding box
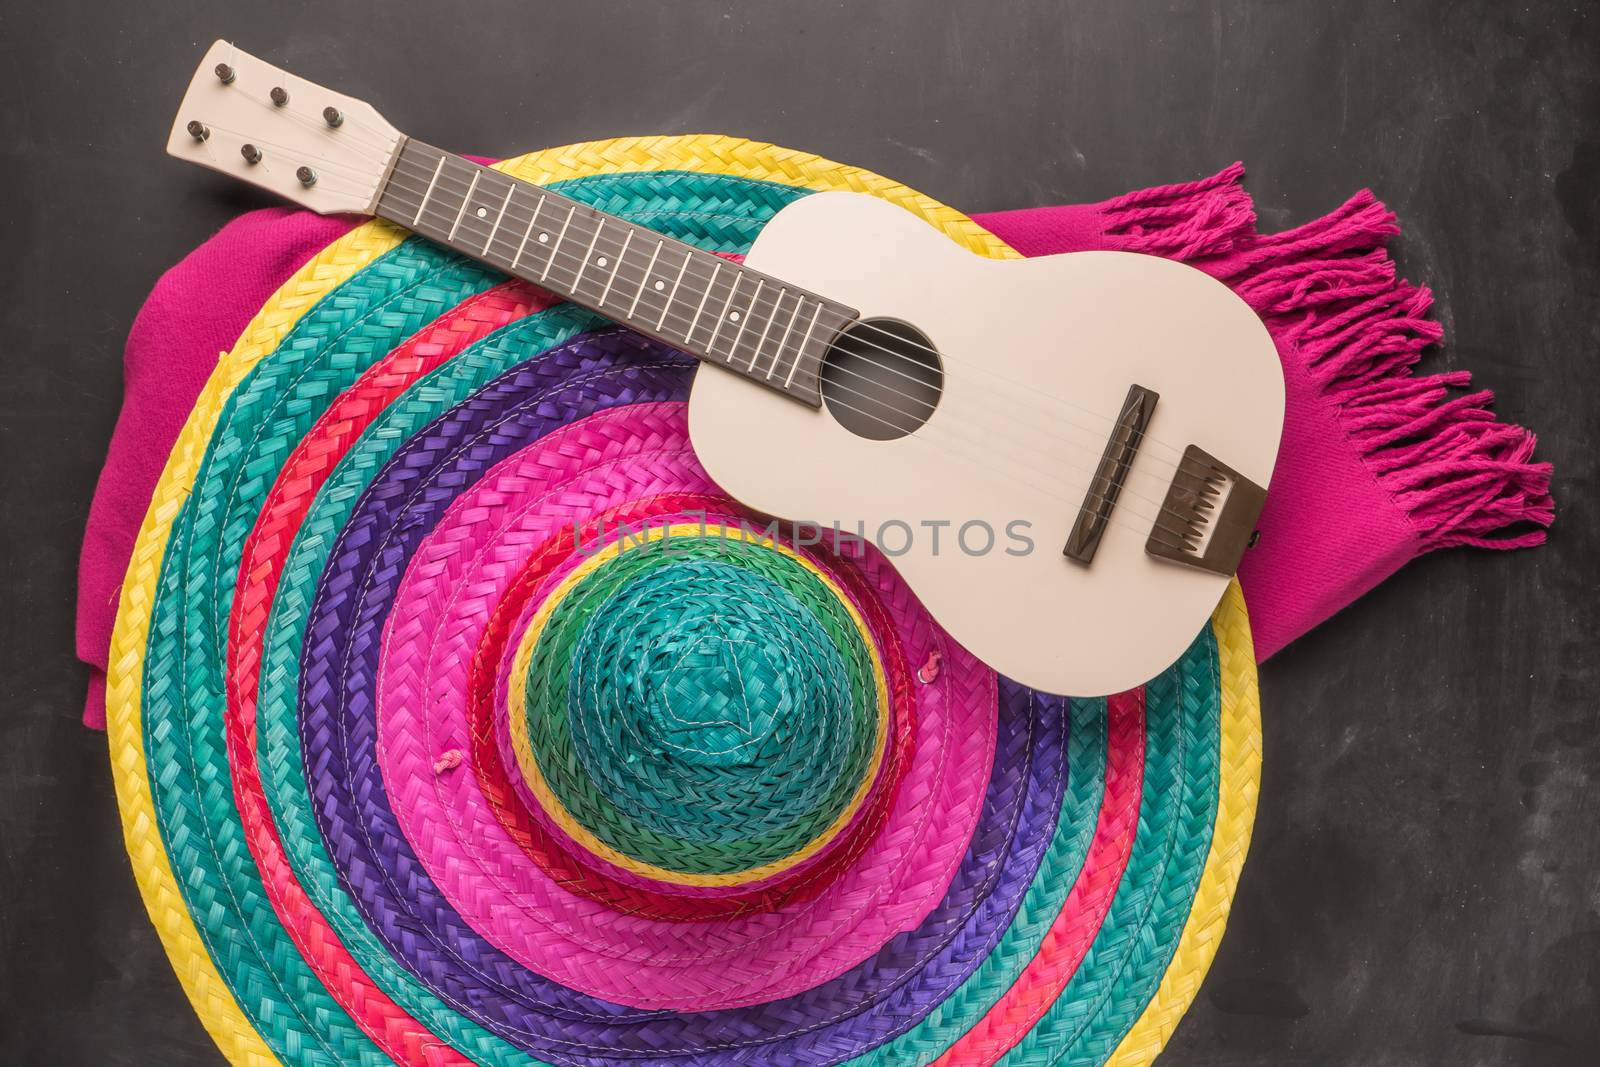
[76,162,1552,728]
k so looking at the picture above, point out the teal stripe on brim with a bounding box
[1003,628,1220,1066]
[144,240,498,1066]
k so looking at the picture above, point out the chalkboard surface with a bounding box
[0,2,1595,1063]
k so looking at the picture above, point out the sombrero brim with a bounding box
[106,135,1261,1067]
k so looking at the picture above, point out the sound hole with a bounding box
[820,318,943,440]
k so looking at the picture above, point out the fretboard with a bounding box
[375,140,857,406]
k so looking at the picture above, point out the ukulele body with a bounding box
[688,191,1283,696]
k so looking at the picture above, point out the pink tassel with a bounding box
[1100,161,1257,259]
[1108,165,1554,558]
[1100,161,1248,209]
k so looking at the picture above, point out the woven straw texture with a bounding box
[105,135,1262,1066]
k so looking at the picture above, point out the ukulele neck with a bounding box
[375,140,855,406]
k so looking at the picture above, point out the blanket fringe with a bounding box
[1107,166,1554,553]
[1101,161,1257,259]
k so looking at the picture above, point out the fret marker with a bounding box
[658,252,694,330]
[707,275,740,356]
[596,256,608,267]
[598,230,632,307]
[540,205,578,282]
[475,207,488,218]
[538,233,550,243]
[628,241,665,317]
[653,280,665,291]
[730,279,765,363]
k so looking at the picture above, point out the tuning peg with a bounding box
[186,120,210,141]
[269,86,289,107]
[296,166,318,187]
[322,106,344,128]
[240,143,263,165]
[214,63,236,84]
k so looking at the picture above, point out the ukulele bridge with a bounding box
[1144,445,1267,577]
[1063,384,1159,566]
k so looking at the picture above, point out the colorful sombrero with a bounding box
[106,136,1261,1066]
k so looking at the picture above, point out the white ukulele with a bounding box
[166,41,1284,697]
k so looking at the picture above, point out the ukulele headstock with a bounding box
[167,40,402,215]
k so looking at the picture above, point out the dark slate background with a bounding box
[1,2,1595,1064]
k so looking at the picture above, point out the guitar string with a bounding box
[378,159,1219,530]
[208,98,1200,486]
[379,157,1203,501]
[797,373,1209,546]
[190,138,1202,552]
[787,390,1206,554]
[194,79,1242,554]
[189,103,1186,518]
[183,109,1203,537]
[382,153,1194,468]
[375,167,1214,549]
[211,85,1203,479]
[375,161,1222,540]
[369,183,1218,556]
[191,115,1224,545]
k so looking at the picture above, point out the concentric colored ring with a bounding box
[273,346,989,1013]
[105,135,1263,1067]
[455,486,919,919]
